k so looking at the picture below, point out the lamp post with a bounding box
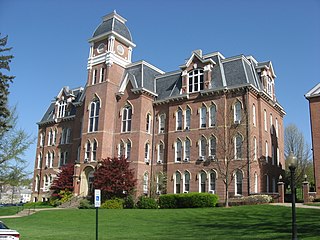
[287,151,298,240]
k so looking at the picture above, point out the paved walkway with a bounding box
[0,207,69,219]
[271,202,320,209]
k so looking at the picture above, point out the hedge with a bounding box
[136,196,158,209]
[159,193,218,208]
[101,198,124,209]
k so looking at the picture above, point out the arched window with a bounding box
[176,108,183,130]
[92,69,98,85]
[184,171,190,193]
[126,140,131,160]
[234,101,242,123]
[159,114,165,133]
[144,142,150,162]
[184,138,190,161]
[235,170,243,195]
[48,129,53,146]
[37,152,42,169]
[34,175,40,192]
[199,136,206,158]
[122,105,132,132]
[188,69,204,92]
[92,140,97,161]
[39,133,44,147]
[254,172,258,193]
[61,128,66,144]
[89,99,100,132]
[253,137,257,160]
[143,172,149,194]
[175,171,181,194]
[275,118,279,137]
[185,107,191,130]
[235,134,242,159]
[57,100,67,118]
[85,141,91,162]
[49,151,54,168]
[200,171,206,193]
[200,106,206,128]
[270,114,273,134]
[265,141,269,163]
[100,67,105,83]
[43,175,49,192]
[158,142,164,163]
[45,152,49,167]
[66,128,71,144]
[209,105,216,127]
[264,109,267,131]
[252,104,256,127]
[176,139,182,162]
[266,175,269,193]
[209,136,216,158]
[146,113,151,133]
[209,171,216,193]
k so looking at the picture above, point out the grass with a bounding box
[305,202,320,207]
[0,206,21,216]
[2,205,320,240]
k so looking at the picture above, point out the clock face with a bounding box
[117,44,124,55]
[97,43,105,53]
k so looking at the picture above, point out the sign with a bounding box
[94,189,101,208]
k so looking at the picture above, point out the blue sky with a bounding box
[1,0,319,174]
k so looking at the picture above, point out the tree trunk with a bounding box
[225,185,229,207]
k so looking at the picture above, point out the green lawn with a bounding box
[0,206,21,216]
[2,205,320,240]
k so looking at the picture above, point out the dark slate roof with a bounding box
[155,71,182,100]
[40,102,55,123]
[93,16,132,42]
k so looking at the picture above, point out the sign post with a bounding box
[94,189,101,240]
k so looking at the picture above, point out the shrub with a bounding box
[243,195,272,205]
[59,190,73,203]
[159,193,219,209]
[136,196,158,209]
[79,199,94,209]
[24,201,51,208]
[101,198,124,209]
[124,195,135,209]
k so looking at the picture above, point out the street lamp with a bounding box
[287,151,298,240]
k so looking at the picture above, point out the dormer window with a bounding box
[188,69,204,93]
[57,100,67,118]
[267,77,273,96]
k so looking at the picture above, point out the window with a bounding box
[159,114,165,133]
[34,175,39,192]
[235,134,242,159]
[77,145,80,163]
[175,172,181,194]
[252,104,256,127]
[85,141,91,162]
[66,128,71,144]
[48,129,53,146]
[235,170,243,195]
[49,151,54,168]
[143,172,149,194]
[184,138,190,161]
[118,141,124,158]
[188,69,204,93]
[254,172,258,193]
[264,109,267,131]
[272,177,276,193]
[184,171,190,192]
[267,77,272,96]
[59,151,68,166]
[37,153,42,169]
[275,118,279,137]
[185,107,191,130]
[200,171,206,193]
[158,142,164,163]
[234,102,241,123]
[89,100,100,132]
[270,114,273,134]
[253,137,257,160]
[92,140,97,161]
[272,145,274,165]
[43,175,49,192]
[156,174,161,194]
[200,136,206,158]
[176,139,182,162]
[209,136,216,158]
[176,109,182,130]
[39,133,44,147]
[100,67,105,83]
[266,175,269,193]
[92,69,98,85]
[200,106,206,128]
[146,113,151,133]
[122,105,132,132]
[145,142,150,162]
[60,128,66,144]
[209,171,216,193]
[126,140,131,160]
[277,147,279,166]
[57,100,67,118]
[209,105,216,127]
[265,141,269,163]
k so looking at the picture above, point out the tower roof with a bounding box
[92,11,133,42]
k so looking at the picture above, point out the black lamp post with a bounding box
[287,151,298,240]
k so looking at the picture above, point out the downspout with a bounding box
[245,87,251,195]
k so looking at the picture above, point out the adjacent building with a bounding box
[32,11,285,202]
[305,83,320,197]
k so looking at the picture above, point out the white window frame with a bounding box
[57,100,67,119]
[184,138,190,161]
[144,143,150,162]
[200,106,207,128]
[34,175,39,192]
[146,113,151,133]
[185,107,191,130]
[199,137,206,158]
[275,118,279,137]
[85,141,91,162]
[209,105,216,127]
[122,105,132,133]
[254,172,258,193]
[175,139,182,162]
[265,141,269,163]
[235,170,243,195]
[158,142,164,163]
[174,172,181,194]
[209,136,216,158]
[234,134,242,159]
[234,102,242,123]
[176,109,183,131]
[254,137,257,160]
[37,153,42,169]
[143,172,149,194]
[40,133,44,147]
[126,140,131,160]
[183,171,190,193]
[89,100,100,132]
[100,67,105,83]
[277,147,280,166]
[252,104,256,127]
[270,114,273,134]
[264,109,267,131]
[209,171,216,193]
[199,171,207,193]
[92,140,97,162]
[188,69,204,93]
[159,114,165,133]
[92,69,98,85]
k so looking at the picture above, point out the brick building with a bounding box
[305,83,320,197]
[32,11,285,202]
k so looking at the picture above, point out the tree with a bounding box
[284,124,313,188]
[50,163,74,199]
[93,156,136,200]
[0,34,15,133]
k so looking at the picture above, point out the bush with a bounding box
[136,196,158,209]
[79,199,94,209]
[229,195,273,206]
[159,193,219,209]
[24,201,51,208]
[124,195,135,209]
[101,198,124,209]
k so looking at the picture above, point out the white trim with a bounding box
[127,60,165,75]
